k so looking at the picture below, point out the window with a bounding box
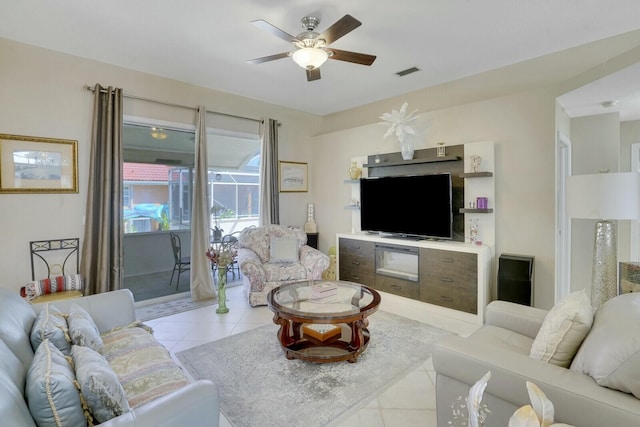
[122,120,260,234]
[123,186,131,208]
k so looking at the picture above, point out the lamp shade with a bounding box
[292,47,328,70]
[566,172,640,220]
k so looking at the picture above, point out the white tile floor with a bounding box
[141,285,480,427]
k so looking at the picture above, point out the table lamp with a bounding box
[566,172,640,309]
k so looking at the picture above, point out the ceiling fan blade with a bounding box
[251,19,300,44]
[329,48,376,66]
[247,52,291,64]
[306,68,321,81]
[318,14,361,45]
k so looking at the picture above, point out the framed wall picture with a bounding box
[0,133,78,193]
[279,160,308,192]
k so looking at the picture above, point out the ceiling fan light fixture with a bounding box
[292,47,328,70]
[150,127,168,140]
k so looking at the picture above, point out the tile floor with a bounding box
[140,285,480,427]
[124,268,241,302]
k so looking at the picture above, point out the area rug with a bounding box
[176,310,451,427]
[136,293,217,321]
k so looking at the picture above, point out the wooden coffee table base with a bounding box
[272,314,371,363]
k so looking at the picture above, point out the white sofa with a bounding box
[0,288,219,427]
[432,292,640,426]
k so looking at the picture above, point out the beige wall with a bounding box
[0,38,321,290]
[569,113,622,293]
[312,89,559,308]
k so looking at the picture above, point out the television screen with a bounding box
[359,173,453,240]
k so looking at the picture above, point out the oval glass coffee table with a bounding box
[266,280,381,363]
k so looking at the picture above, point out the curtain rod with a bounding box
[84,84,264,124]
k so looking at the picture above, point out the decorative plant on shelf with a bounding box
[379,101,422,160]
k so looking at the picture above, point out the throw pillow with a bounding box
[68,303,103,352]
[30,303,71,355]
[0,288,38,366]
[25,339,87,427]
[570,292,640,398]
[529,290,593,367]
[101,325,189,408]
[23,274,83,302]
[269,237,299,263]
[72,345,130,423]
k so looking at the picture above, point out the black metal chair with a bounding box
[169,232,190,290]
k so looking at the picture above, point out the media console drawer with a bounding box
[338,238,375,286]
[420,248,478,314]
[374,274,419,299]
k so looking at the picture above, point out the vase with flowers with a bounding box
[206,242,236,314]
[379,102,422,160]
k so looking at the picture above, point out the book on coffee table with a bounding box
[310,282,338,299]
[302,323,341,342]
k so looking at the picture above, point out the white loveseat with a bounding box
[0,288,219,427]
[432,292,640,426]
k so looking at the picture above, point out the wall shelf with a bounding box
[345,205,360,210]
[459,208,493,214]
[364,155,461,168]
[459,172,493,178]
[344,179,360,184]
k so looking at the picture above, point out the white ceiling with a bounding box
[558,61,640,121]
[2,1,640,117]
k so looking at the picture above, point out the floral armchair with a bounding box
[237,225,330,306]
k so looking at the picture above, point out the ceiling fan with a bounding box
[247,14,376,81]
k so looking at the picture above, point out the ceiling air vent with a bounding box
[396,67,420,77]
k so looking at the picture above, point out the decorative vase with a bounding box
[399,136,414,160]
[348,162,362,180]
[216,266,229,314]
[304,202,317,233]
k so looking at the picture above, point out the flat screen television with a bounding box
[359,173,453,240]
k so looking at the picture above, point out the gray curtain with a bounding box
[259,118,279,225]
[80,84,123,295]
[190,106,216,300]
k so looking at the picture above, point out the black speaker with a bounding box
[497,254,534,306]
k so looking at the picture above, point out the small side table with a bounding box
[306,232,318,249]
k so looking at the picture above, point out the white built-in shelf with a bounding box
[459,208,494,214]
[459,172,493,178]
[344,205,360,210]
[344,179,360,184]
[364,155,461,168]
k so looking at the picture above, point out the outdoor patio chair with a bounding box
[169,232,190,290]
